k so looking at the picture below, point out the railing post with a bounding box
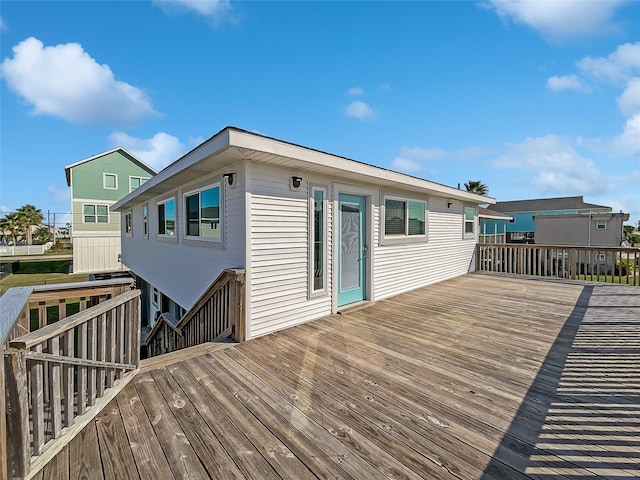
[4,349,31,479]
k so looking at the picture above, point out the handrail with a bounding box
[3,289,141,479]
[476,243,639,285]
[146,268,245,357]
[1,278,137,480]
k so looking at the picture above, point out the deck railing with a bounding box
[146,268,245,357]
[476,243,640,285]
[0,279,139,480]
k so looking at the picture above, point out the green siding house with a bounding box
[65,148,156,273]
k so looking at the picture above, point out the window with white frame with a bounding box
[143,204,148,239]
[130,176,149,192]
[464,206,475,235]
[310,186,327,294]
[103,173,117,190]
[383,196,426,238]
[157,198,176,236]
[83,204,109,223]
[596,220,607,230]
[184,183,221,240]
[124,212,132,235]
[151,287,159,307]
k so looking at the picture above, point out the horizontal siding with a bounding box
[120,161,245,310]
[373,196,477,300]
[249,163,333,338]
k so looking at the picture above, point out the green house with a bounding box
[65,148,156,273]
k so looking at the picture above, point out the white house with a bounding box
[112,127,495,340]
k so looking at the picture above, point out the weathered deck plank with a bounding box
[39,274,640,479]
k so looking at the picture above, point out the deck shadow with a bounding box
[482,284,640,479]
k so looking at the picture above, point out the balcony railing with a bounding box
[476,243,639,285]
[1,278,140,480]
[146,268,245,357]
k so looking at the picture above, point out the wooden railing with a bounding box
[476,244,640,285]
[479,233,507,244]
[146,268,245,357]
[0,279,139,480]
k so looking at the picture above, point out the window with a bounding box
[151,287,159,308]
[184,183,221,241]
[124,212,132,235]
[310,186,327,295]
[143,204,148,239]
[130,176,149,192]
[596,220,607,230]
[83,204,109,223]
[384,197,426,238]
[157,198,176,236]
[103,173,117,190]
[596,253,606,262]
[464,206,475,235]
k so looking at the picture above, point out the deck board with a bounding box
[39,274,640,479]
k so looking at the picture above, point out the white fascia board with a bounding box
[112,130,232,211]
[228,129,495,205]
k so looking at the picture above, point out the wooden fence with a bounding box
[476,243,640,285]
[0,279,139,480]
[146,268,245,357]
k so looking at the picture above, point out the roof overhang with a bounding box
[112,127,495,211]
[65,147,157,186]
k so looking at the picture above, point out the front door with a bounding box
[338,194,367,307]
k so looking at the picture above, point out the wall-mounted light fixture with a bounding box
[447,199,453,208]
[290,176,302,190]
[223,173,236,187]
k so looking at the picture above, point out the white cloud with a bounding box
[494,135,609,195]
[612,114,640,155]
[390,157,426,174]
[0,205,11,215]
[47,185,70,204]
[578,42,640,83]
[547,74,583,92]
[617,78,640,116]
[345,101,376,121]
[0,17,6,31]
[0,37,158,127]
[347,86,364,96]
[153,0,232,22]
[109,131,188,171]
[486,0,628,41]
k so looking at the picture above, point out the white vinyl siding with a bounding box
[374,196,476,300]
[249,163,333,338]
[72,233,123,273]
[119,162,245,312]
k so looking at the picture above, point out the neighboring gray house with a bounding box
[111,127,494,340]
[535,211,630,275]
[486,196,611,243]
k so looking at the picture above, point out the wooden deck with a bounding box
[33,274,640,479]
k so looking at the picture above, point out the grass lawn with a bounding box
[0,259,89,295]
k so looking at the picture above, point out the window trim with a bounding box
[381,193,427,245]
[182,182,222,243]
[129,175,150,192]
[103,173,118,190]
[142,204,149,239]
[464,205,476,238]
[309,185,328,298]
[124,211,133,236]
[156,196,177,238]
[82,203,109,224]
[151,287,159,308]
[595,220,607,230]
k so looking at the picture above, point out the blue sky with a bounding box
[1,1,639,227]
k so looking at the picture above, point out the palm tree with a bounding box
[0,212,23,245]
[464,180,489,196]
[16,204,44,245]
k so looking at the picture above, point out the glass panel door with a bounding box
[338,194,366,306]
